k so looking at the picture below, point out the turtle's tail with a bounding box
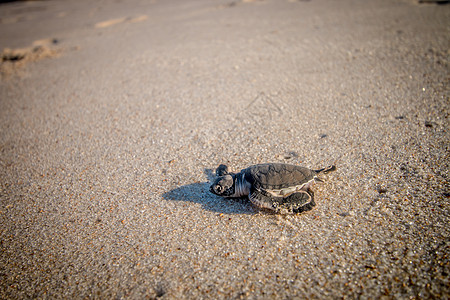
[314,165,336,174]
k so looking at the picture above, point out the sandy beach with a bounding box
[0,0,448,298]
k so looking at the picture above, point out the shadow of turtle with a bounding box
[162,180,255,215]
[203,168,216,182]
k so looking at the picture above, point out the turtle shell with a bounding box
[242,163,316,193]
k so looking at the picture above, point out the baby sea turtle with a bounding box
[210,163,336,213]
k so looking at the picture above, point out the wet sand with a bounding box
[0,0,448,298]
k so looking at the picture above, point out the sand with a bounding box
[0,0,448,298]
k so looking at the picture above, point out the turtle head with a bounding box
[210,174,235,197]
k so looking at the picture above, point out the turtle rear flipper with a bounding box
[314,165,336,174]
[292,191,315,213]
[249,189,315,214]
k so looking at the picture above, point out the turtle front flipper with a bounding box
[249,189,315,214]
[215,164,229,176]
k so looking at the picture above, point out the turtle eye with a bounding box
[216,186,223,193]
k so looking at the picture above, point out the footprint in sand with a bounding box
[95,15,148,29]
[0,38,63,79]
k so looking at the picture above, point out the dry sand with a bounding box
[0,0,449,298]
